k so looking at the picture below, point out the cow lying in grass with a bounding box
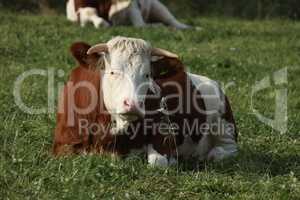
[66,0,190,29]
[53,36,238,166]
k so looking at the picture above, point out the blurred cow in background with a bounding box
[66,0,191,29]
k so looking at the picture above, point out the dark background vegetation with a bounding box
[1,0,300,19]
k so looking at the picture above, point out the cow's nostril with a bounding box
[123,99,132,108]
[124,100,129,107]
[123,99,143,112]
[123,99,137,111]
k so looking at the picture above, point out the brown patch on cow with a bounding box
[53,65,110,155]
[151,57,185,80]
[148,57,207,157]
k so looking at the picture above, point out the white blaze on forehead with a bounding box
[106,36,152,56]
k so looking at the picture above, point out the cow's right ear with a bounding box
[70,42,92,65]
[70,42,104,70]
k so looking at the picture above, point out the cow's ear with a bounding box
[86,53,105,70]
[85,43,108,70]
[70,42,105,70]
[150,47,182,79]
[151,57,184,79]
[70,42,91,65]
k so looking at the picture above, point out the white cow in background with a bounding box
[66,0,191,29]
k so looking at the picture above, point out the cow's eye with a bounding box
[110,71,114,75]
[145,74,150,78]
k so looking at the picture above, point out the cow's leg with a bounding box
[147,132,179,167]
[208,95,238,161]
[193,119,237,162]
[194,134,213,161]
[80,17,87,27]
[128,1,147,27]
[148,0,190,29]
[66,0,77,22]
[90,16,110,28]
[78,8,90,27]
[208,146,237,161]
[79,7,110,28]
[207,106,238,162]
[147,144,168,167]
[109,1,146,27]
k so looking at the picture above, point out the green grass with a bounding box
[0,11,299,199]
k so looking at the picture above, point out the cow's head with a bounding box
[87,36,178,134]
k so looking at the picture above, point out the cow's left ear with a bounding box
[151,47,183,79]
[151,57,184,80]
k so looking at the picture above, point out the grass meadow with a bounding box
[0,10,299,199]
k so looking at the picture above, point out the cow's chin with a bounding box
[110,116,138,135]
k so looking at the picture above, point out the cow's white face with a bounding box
[87,37,178,134]
[102,48,152,128]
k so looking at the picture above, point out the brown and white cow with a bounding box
[53,37,238,166]
[66,0,190,29]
